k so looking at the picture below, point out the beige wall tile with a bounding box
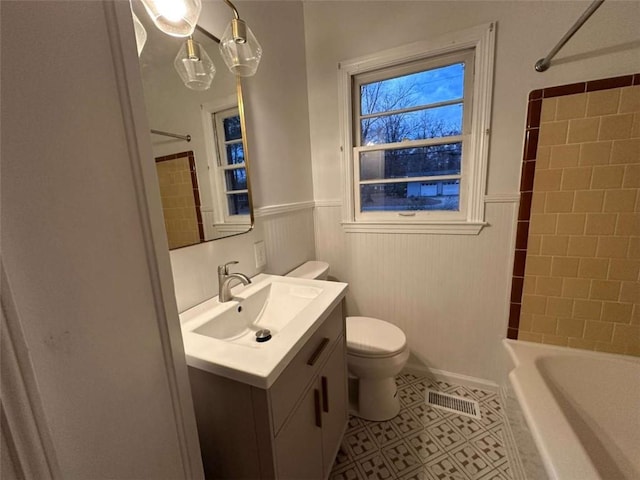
[608,259,640,281]
[557,93,587,120]
[527,235,542,255]
[583,320,613,342]
[531,315,557,334]
[633,305,640,325]
[568,117,600,144]
[541,235,569,255]
[591,165,625,189]
[539,121,568,146]
[523,275,537,295]
[533,169,562,191]
[586,89,620,117]
[579,141,612,166]
[542,334,569,347]
[522,294,547,315]
[573,190,604,213]
[567,236,598,257]
[597,237,630,258]
[519,331,543,342]
[529,213,558,234]
[622,165,640,188]
[619,281,639,304]
[612,324,640,346]
[585,213,617,235]
[525,255,552,276]
[603,189,637,212]
[544,191,574,213]
[610,139,640,164]
[601,302,633,323]
[519,313,533,332]
[563,278,591,299]
[536,146,551,169]
[599,114,634,141]
[568,337,597,350]
[557,213,586,234]
[579,258,610,279]
[557,317,585,337]
[631,113,640,138]
[531,192,546,213]
[629,237,640,259]
[590,279,621,301]
[561,167,592,191]
[627,344,640,356]
[536,276,563,296]
[540,98,557,122]
[551,257,580,277]
[618,86,640,114]
[547,297,573,317]
[549,144,580,168]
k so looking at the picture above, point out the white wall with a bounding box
[1,2,202,477]
[165,1,317,311]
[305,1,640,382]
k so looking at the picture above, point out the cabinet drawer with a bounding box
[269,304,343,435]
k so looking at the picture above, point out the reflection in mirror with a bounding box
[134,4,254,247]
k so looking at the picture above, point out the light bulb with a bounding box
[141,0,201,37]
[219,19,262,77]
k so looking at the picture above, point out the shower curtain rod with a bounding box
[150,129,191,142]
[535,0,605,72]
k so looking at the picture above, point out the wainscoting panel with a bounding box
[261,206,316,275]
[315,202,518,383]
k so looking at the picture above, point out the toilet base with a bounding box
[352,377,400,421]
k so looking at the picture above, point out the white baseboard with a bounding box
[403,363,499,393]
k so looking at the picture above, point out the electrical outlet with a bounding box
[254,241,267,269]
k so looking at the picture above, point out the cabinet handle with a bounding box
[321,376,329,413]
[307,337,330,366]
[314,389,322,428]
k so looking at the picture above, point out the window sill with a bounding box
[341,221,487,235]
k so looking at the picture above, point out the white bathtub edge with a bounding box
[503,339,601,480]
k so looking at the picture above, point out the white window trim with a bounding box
[337,22,496,235]
[201,95,250,229]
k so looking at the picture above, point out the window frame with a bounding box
[202,95,251,228]
[338,23,496,235]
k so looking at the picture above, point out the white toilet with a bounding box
[286,261,409,421]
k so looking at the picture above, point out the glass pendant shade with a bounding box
[141,0,202,37]
[131,11,147,57]
[219,19,262,77]
[174,38,216,91]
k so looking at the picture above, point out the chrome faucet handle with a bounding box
[218,260,239,275]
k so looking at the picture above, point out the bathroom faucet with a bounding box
[217,261,252,302]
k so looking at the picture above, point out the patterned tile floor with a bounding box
[330,373,515,480]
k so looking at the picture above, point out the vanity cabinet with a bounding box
[188,303,347,479]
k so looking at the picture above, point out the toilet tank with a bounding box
[285,261,329,280]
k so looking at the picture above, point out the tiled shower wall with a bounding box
[511,76,639,356]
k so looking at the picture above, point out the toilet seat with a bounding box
[346,316,407,358]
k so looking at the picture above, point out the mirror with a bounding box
[135,5,254,248]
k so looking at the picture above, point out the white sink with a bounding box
[192,280,323,346]
[180,274,348,388]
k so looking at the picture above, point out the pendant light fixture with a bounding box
[131,10,147,56]
[218,0,262,77]
[141,0,202,37]
[174,37,216,91]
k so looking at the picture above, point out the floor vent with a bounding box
[426,390,481,419]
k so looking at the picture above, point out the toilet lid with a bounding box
[346,316,407,358]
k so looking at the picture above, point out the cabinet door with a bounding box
[274,384,324,479]
[320,339,348,478]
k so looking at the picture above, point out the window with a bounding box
[212,107,250,222]
[338,23,495,234]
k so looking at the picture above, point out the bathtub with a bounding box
[504,339,640,480]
